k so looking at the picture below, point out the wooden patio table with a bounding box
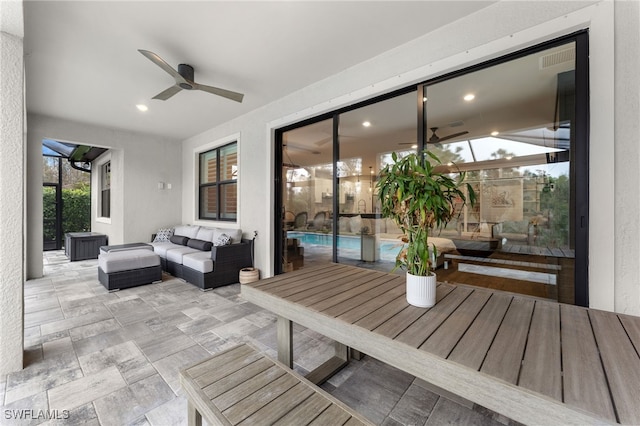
[241,263,640,425]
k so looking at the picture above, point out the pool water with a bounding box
[287,231,401,262]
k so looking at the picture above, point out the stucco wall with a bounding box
[182,1,640,314]
[614,0,640,314]
[26,114,183,277]
[0,0,25,375]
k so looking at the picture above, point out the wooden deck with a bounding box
[242,263,640,425]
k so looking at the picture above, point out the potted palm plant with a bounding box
[376,151,475,307]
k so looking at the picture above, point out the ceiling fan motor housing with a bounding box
[178,64,195,89]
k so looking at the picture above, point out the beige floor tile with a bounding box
[24,307,65,328]
[152,344,210,392]
[40,309,113,336]
[48,366,127,412]
[78,341,155,385]
[92,374,174,426]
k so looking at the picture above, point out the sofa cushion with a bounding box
[187,238,213,251]
[170,235,190,246]
[349,215,362,234]
[153,228,174,243]
[174,225,200,239]
[151,241,179,257]
[214,228,242,244]
[195,227,215,242]
[373,218,386,234]
[182,251,213,273]
[166,246,202,264]
[338,217,350,233]
[99,249,160,274]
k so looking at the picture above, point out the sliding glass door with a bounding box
[280,118,334,272]
[336,91,416,267]
[421,39,581,303]
[275,33,588,305]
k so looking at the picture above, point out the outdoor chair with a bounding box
[293,212,308,230]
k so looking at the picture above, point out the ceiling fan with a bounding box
[138,50,244,103]
[399,127,469,145]
[427,127,469,143]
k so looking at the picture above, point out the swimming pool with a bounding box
[286,231,401,261]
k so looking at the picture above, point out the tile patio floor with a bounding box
[0,251,512,425]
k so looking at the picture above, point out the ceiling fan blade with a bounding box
[194,83,244,103]
[314,136,332,146]
[152,85,182,101]
[138,49,187,85]
[437,130,469,142]
[284,143,320,154]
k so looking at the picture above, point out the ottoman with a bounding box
[98,248,162,291]
[100,242,153,254]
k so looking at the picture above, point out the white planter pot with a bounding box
[406,272,436,308]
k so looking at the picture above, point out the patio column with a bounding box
[0,0,25,375]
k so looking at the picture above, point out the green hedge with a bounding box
[43,186,91,239]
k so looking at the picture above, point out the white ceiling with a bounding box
[23,1,496,141]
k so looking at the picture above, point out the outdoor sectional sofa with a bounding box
[151,225,253,290]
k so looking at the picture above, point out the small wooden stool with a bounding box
[180,342,374,425]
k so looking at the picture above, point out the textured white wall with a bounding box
[26,114,183,274]
[182,1,640,314]
[614,0,640,314]
[0,0,25,375]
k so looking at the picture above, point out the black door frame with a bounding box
[274,31,589,306]
[43,156,63,251]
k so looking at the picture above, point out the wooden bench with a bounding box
[180,343,374,426]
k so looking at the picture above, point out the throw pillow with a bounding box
[153,228,174,243]
[187,238,213,251]
[213,233,231,246]
[169,235,190,246]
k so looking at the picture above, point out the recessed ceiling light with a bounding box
[136,104,148,112]
[491,131,499,136]
[362,121,371,127]
[463,94,475,101]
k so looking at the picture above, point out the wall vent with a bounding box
[539,48,575,69]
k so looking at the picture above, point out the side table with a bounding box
[65,232,108,261]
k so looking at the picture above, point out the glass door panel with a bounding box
[43,156,62,251]
[281,119,334,271]
[43,183,61,251]
[423,41,576,303]
[337,91,417,269]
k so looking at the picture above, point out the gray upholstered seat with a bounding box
[98,249,159,273]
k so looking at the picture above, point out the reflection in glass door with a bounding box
[423,41,578,303]
[280,119,334,272]
[275,34,587,304]
[336,91,416,268]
